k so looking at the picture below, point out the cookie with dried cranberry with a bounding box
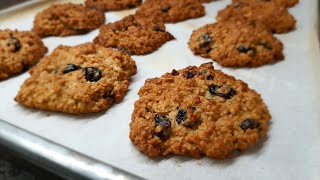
[85,0,142,11]
[188,20,284,67]
[135,0,205,23]
[15,43,137,114]
[130,62,271,159]
[0,29,47,80]
[94,15,174,55]
[32,3,105,37]
[217,0,296,33]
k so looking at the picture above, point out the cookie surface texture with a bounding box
[0,29,47,80]
[94,15,174,55]
[130,63,271,158]
[85,0,142,11]
[15,43,137,114]
[273,0,299,7]
[188,20,284,67]
[32,3,105,37]
[217,0,296,33]
[135,0,205,23]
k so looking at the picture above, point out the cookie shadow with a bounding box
[13,103,106,122]
[148,153,236,167]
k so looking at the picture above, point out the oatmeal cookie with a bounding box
[130,63,271,158]
[188,20,284,67]
[273,0,299,7]
[135,0,205,23]
[217,0,296,33]
[94,15,174,55]
[15,43,137,114]
[32,3,105,37]
[85,0,142,11]
[0,29,47,80]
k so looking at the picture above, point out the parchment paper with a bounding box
[0,0,319,179]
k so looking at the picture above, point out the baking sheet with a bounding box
[0,0,320,179]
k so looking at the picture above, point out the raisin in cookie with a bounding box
[130,63,271,159]
[0,29,47,80]
[85,0,142,11]
[32,3,105,37]
[217,0,296,33]
[94,15,174,55]
[188,20,284,67]
[15,43,137,114]
[135,0,205,23]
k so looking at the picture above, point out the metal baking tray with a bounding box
[0,0,319,179]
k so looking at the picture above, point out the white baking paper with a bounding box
[0,0,319,179]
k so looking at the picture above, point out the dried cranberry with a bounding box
[240,119,260,131]
[176,109,187,124]
[190,106,196,112]
[237,45,256,54]
[198,34,212,48]
[7,37,21,52]
[103,90,115,102]
[259,42,273,50]
[63,64,80,74]
[184,71,195,79]
[155,128,171,140]
[206,75,214,80]
[22,62,30,71]
[161,6,171,12]
[208,84,237,99]
[118,47,131,55]
[154,24,165,32]
[224,88,237,99]
[154,114,171,127]
[171,69,179,76]
[83,67,102,82]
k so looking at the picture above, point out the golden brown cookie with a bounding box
[273,0,299,8]
[94,15,174,55]
[32,3,105,37]
[85,0,142,11]
[188,20,284,67]
[130,63,271,159]
[15,43,137,114]
[0,29,47,80]
[135,0,205,23]
[217,0,296,33]
[235,0,299,8]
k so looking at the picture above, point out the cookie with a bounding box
[94,15,174,55]
[273,0,299,7]
[235,0,299,8]
[130,62,271,159]
[188,20,284,67]
[85,0,142,11]
[217,0,296,33]
[135,0,205,23]
[0,29,47,80]
[15,43,137,114]
[32,3,105,37]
